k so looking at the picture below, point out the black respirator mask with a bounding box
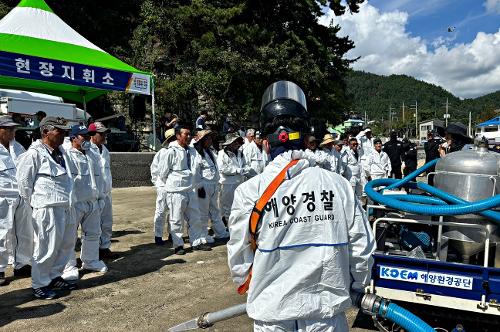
[260,81,310,150]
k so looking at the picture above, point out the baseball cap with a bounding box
[70,124,95,137]
[364,128,372,132]
[88,121,110,133]
[307,135,318,143]
[0,115,21,127]
[374,138,382,144]
[39,117,70,130]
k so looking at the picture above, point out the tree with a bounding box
[130,0,364,127]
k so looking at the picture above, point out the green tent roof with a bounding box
[0,0,151,102]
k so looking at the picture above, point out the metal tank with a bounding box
[434,142,500,264]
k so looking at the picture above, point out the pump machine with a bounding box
[365,140,500,330]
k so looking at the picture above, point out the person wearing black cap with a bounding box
[303,134,333,171]
[402,138,418,177]
[383,131,404,179]
[424,130,444,186]
[88,122,118,260]
[16,117,76,299]
[62,125,108,281]
[439,122,472,157]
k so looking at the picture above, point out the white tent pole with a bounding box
[83,93,87,123]
[151,78,157,151]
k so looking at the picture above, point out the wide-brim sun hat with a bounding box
[162,128,176,147]
[319,133,335,147]
[222,132,244,146]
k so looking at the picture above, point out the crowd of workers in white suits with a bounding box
[0,111,391,301]
[0,115,115,299]
[151,124,391,255]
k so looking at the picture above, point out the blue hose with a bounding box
[379,302,435,332]
[365,159,500,222]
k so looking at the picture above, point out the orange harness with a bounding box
[237,159,299,295]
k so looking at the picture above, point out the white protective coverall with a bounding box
[16,140,75,289]
[151,146,170,238]
[227,150,375,331]
[304,148,336,173]
[197,147,229,239]
[90,143,114,250]
[332,149,345,175]
[243,141,268,177]
[0,140,33,272]
[355,132,374,195]
[62,145,106,280]
[217,148,248,220]
[364,150,392,180]
[342,149,363,197]
[156,141,206,247]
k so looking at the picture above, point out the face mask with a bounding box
[81,140,91,151]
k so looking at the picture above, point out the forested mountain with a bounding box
[345,71,500,128]
[1,1,498,130]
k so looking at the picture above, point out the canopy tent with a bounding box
[0,0,158,148]
[478,116,500,127]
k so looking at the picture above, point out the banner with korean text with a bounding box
[0,51,151,96]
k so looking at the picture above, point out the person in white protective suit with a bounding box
[320,134,344,174]
[303,134,334,171]
[157,124,210,255]
[193,130,230,241]
[364,138,391,181]
[88,122,119,260]
[227,81,375,332]
[342,137,363,198]
[243,130,268,178]
[217,133,249,224]
[0,116,33,285]
[355,128,374,196]
[334,140,347,175]
[62,125,108,281]
[16,117,77,299]
[150,128,176,246]
[242,128,255,151]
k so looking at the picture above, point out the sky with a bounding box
[320,0,500,99]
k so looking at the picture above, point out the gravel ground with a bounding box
[0,187,376,332]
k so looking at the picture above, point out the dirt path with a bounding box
[0,187,374,332]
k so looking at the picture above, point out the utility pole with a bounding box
[443,98,450,127]
[410,101,418,139]
[389,105,394,130]
[468,111,472,137]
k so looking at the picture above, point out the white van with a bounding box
[475,117,500,147]
[0,88,90,126]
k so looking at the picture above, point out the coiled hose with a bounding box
[364,159,500,222]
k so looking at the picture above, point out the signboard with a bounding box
[0,51,151,95]
[379,265,473,290]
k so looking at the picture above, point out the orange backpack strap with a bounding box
[237,159,299,295]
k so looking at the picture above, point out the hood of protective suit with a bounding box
[227,148,375,322]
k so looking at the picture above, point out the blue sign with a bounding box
[379,265,473,290]
[0,51,150,95]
